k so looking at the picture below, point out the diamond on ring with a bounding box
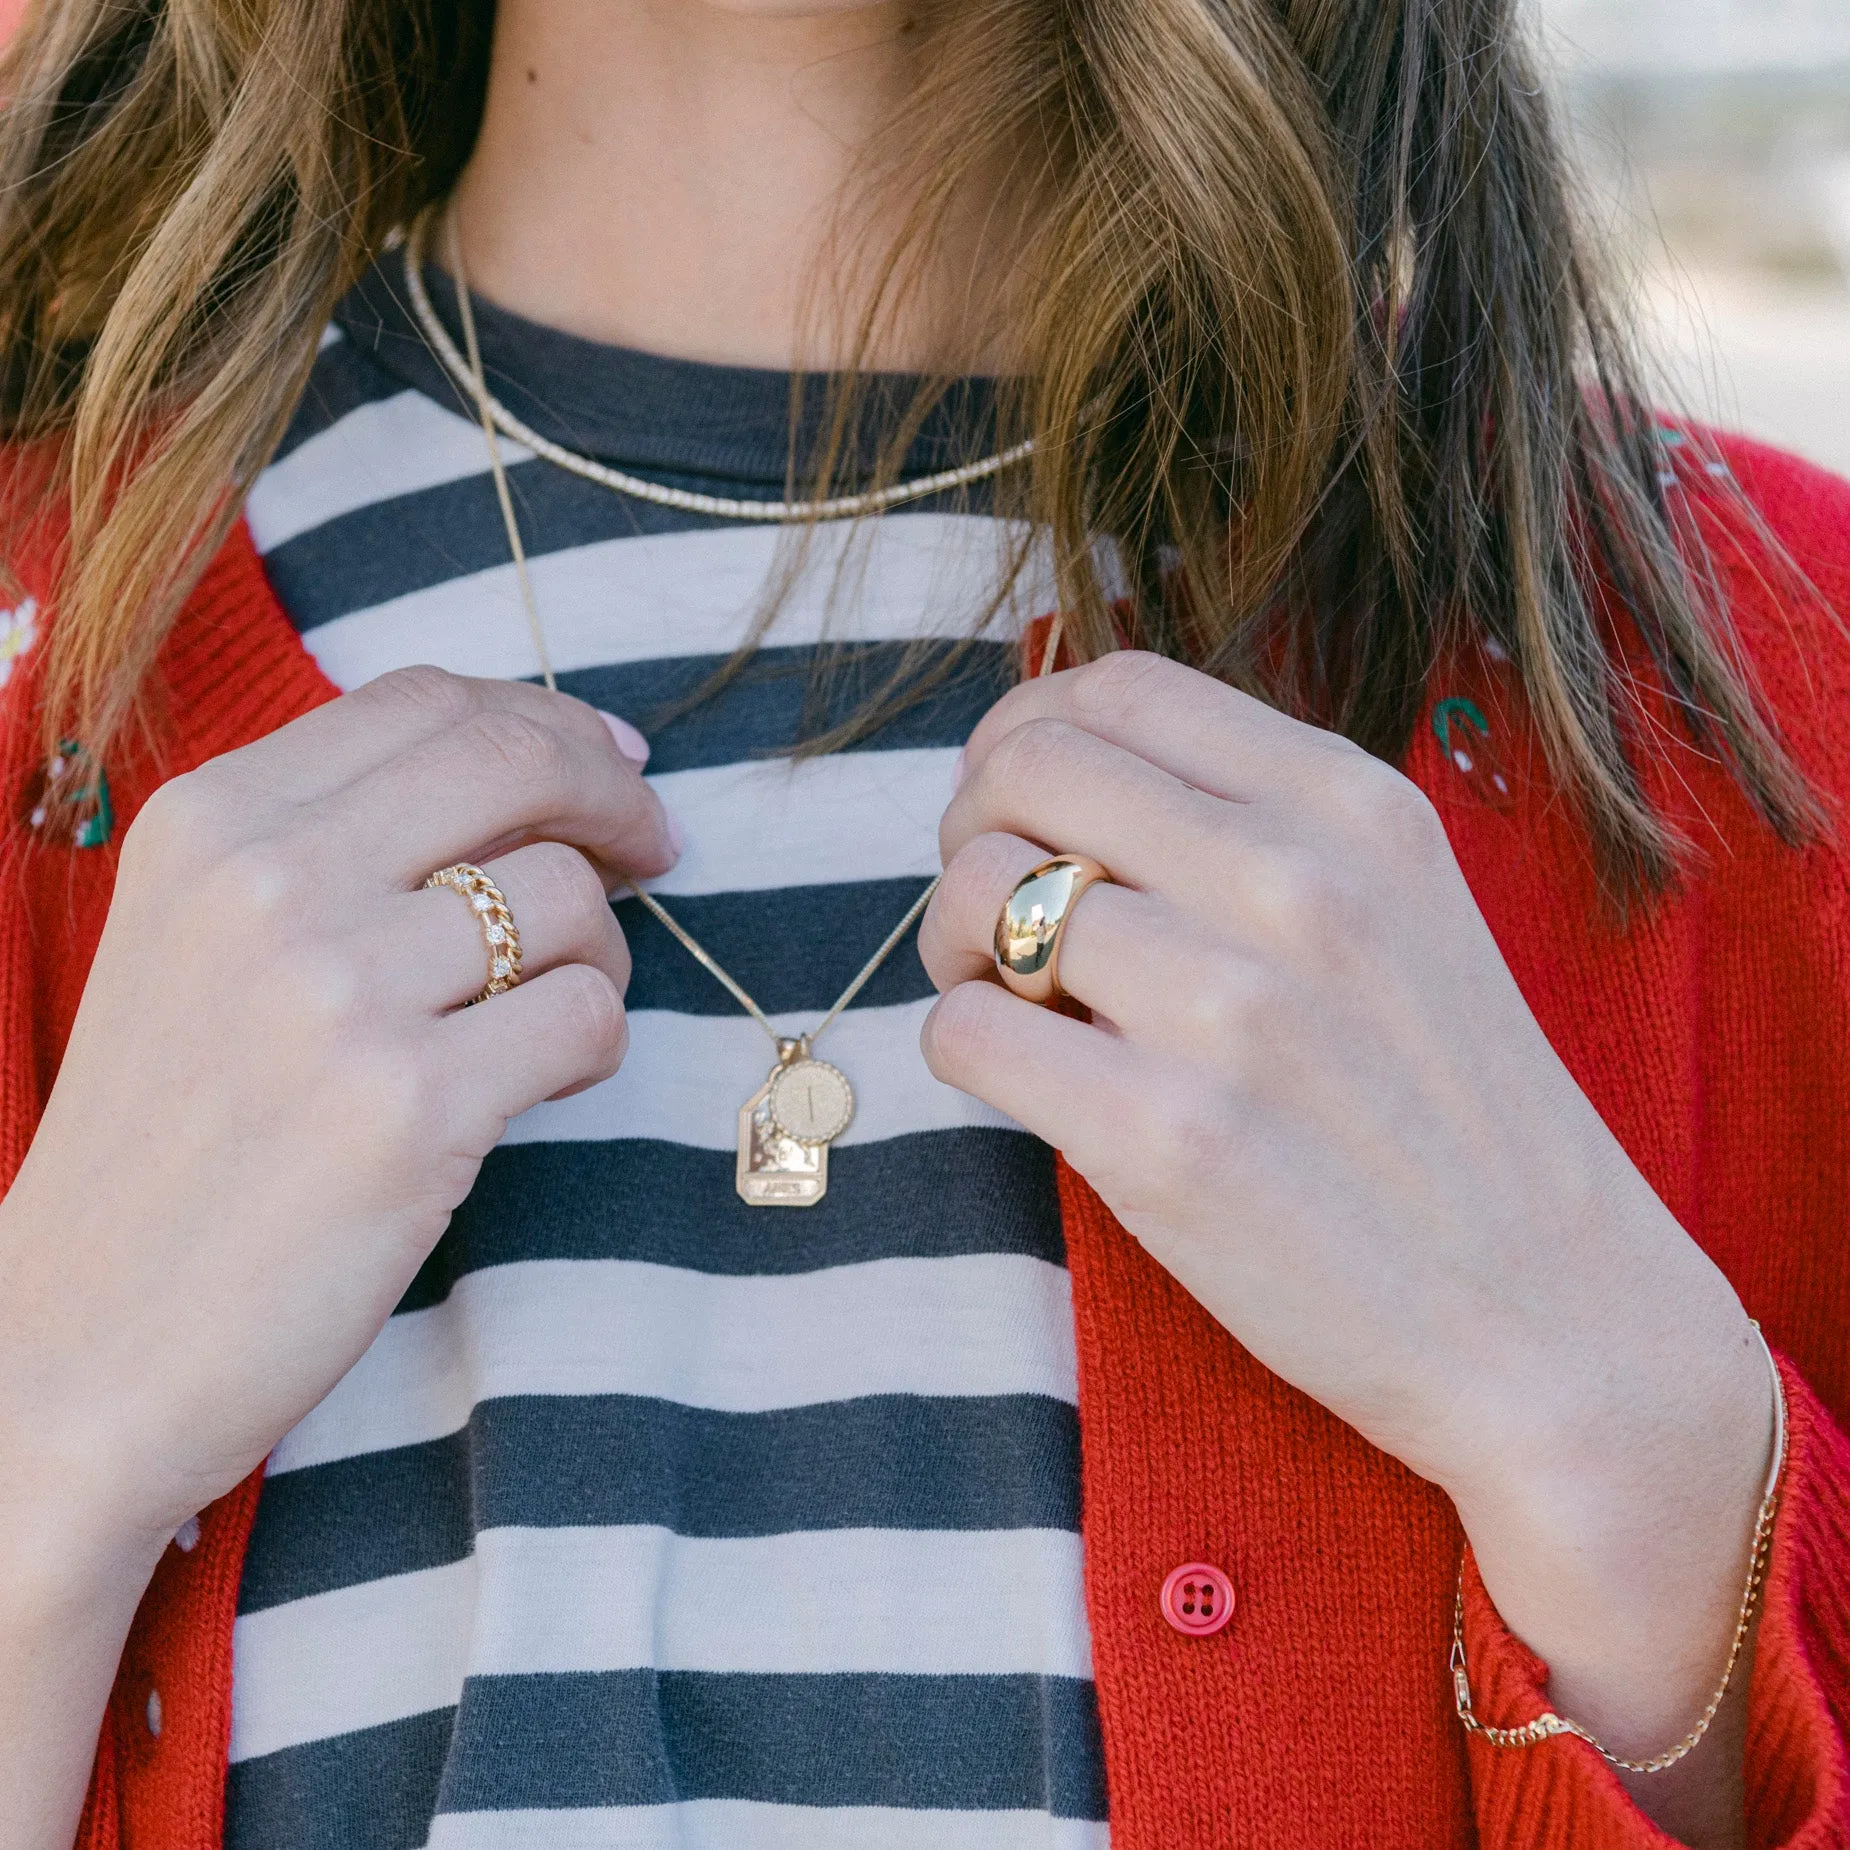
[425,863,524,1005]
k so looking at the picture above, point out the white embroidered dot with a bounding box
[173,1516,201,1553]
[0,597,39,691]
[145,1689,162,1738]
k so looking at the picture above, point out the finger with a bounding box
[926,830,1261,1062]
[963,651,1366,807]
[919,832,1049,990]
[920,978,1167,1174]
[216,668,643,809]
[923,824,1150,1001]
[439,961,631,1124]
[386,840,632,1013]
[307,694,675,890]
[940,716,1232,901]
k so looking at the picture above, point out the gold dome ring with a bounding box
[993,854,1112,1005]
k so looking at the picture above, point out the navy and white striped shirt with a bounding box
[227,257,1109,1850]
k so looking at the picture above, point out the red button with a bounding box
[1160,1562,1234,1637]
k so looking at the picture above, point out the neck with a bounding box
[452,0,969,371]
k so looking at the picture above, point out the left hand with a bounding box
[918,656,1775,1797]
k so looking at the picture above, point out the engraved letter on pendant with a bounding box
[736,1074,828,1207]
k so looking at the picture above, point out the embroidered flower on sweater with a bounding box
[0,598,39,688]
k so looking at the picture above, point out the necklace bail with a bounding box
[777,1036,809,1065]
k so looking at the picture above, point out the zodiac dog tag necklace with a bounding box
[422,213,944,1206]
[643,883,940,1207]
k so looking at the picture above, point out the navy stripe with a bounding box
[401,1130,1062,1309]
[267,340,407,461]
[438,1670,1108,1816]
[262,457,1005,637]
[616,875,940,1015]
[241,1392,1082,1612]
[559,639,1014,774]
[261,465,708,632]
[228,1708,449,1850]
[228,1673,1104,1842]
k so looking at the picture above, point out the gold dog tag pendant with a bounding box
[736,1041,855,1208]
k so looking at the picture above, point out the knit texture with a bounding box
[2,436,1849,1848]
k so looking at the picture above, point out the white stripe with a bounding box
[270,1253,1078,1475]
[230,1526,1092,1760]
[465,1527,1094,1679]
[424,1806,1108,1850]
[316,322,344,352]
[640,748,951,896]
[503,998,1016,1153]
[298,515,1050,688]
[246,389,535,553]
[230,1557,472,1762]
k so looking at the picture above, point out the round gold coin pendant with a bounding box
[767,1057,856,1146]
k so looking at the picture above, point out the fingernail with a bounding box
[951,747,967,792]
[599,711,651,765]
[665,813,685,859]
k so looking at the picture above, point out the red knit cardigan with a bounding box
[3,433,1850,1850]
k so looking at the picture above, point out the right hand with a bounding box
[0,665,676,1559]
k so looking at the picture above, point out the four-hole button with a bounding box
[1160,1562,1234,1637]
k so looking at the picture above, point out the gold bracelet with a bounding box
[1450,1320,1787,1776]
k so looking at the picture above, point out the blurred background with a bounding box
[0,1,1841,475]
[1538,0,1850,475]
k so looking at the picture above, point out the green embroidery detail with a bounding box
[1431,697,1490,754]
[55,741,114,849]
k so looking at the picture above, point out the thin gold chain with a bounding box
[444,211,945,1055]
[407,210,1035,525]
[1450,1320,1787,1776]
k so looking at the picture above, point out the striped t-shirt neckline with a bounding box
[226,255,1109,1850]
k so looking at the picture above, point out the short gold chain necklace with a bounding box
[415,210,955,1207]
[402,213,1036,524]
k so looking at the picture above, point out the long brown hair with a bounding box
[0,0,1821,891]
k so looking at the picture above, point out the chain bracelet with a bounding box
[1450,1321,1786,1776]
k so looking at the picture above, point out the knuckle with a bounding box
[1184,956,1290,1050]
[1066,648,1174,725]
[362,664,479,726]
[521,842,610,932]
[985,715,1084,793]
[206,836,312,933]
[947,832,1034,912]
[274,939,366,1030]
[343,1042,435,1146]
[128,767,234,867]
[605,920,634,997]
[922,980,1005,1078]
[1246,840,1365,953]
[554,963,629,1069]
[1332,754,1443,852]
[465,709,569,789]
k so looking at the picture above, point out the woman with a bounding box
[0,0,1845,1847]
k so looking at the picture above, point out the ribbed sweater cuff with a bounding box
[1461,1356,1850,1849]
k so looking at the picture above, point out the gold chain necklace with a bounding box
[430,212,945,1207]
[403,213,1035,525]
